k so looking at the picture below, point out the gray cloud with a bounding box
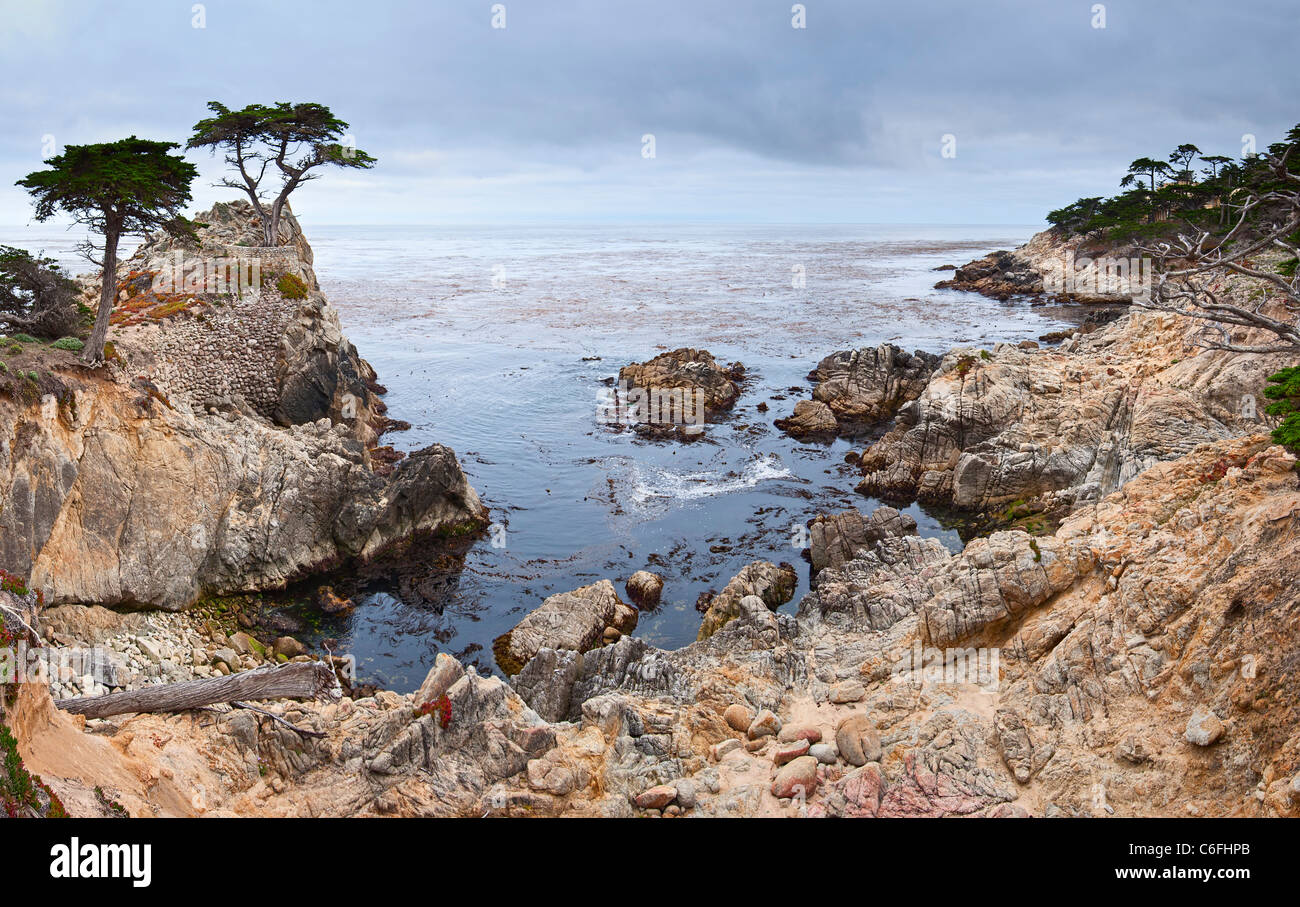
[0,0,1296,223]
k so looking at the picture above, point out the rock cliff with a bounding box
[0,203,486,610]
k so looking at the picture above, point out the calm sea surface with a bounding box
[3,222,1083,691]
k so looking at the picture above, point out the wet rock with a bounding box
[625,571,664,609]
[494,580,627,675]
[615,347,744,435]
[697,560,798,640]
[774,399,838,439]
[315,585,354,615]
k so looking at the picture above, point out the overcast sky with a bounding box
[1,0,1296,226]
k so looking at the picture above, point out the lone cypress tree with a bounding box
[187,101,376,246]
[17,137,196,364]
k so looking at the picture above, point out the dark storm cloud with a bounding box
[0,0,1296,222]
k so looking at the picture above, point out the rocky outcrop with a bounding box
[696,560,798,640]
[612,348,744,437]
[935,228,1140,304]
[777,345,938,440]
[854,307,1288,523]
[773,399,839,439]
[13,434,1300,818]
[807,506,918,574]
[625,570,664,608]
[0,204,486,610]
[0,375,485,610]
[934,249,1044,299]
[116,200,390,447]
[494,580,638,676]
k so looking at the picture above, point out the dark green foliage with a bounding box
[16,137,197,239]
[1264,366,1300,454]
[276,273,309,299]
[16,137,197,363]
[0,247,83,339]
[1046,124,1300,243]
[188,101,376,246]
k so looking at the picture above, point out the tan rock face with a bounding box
[0,205,487,610]
[494,580,629,675]
[855,305,1288,523]
[696,560,797,640]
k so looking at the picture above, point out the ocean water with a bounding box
[3,221,1087,692]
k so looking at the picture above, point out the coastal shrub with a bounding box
[276,273,309,300]
[1264,366,1300,454]
[0,247,84,340]
[11,333,38,344]
[1,723,67,819]
[416,694,453,729]
[49,336,84,351]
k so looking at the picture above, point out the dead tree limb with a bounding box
[230,700,327,738]
[54,661,340,720]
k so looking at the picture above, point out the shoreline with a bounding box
[3,218,1298,818]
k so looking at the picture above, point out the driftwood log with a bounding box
[54,661,340,720]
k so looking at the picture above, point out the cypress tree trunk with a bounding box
[82,230,119,364]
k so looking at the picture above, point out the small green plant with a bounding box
[1028,538,1042,562]
[10,333,38,344]
[49,336,84,351]
[93,786,128,818]
[980,349,992,361]
[2,723,66,818]
[276,273,309,300]
[1264,366,1300,454]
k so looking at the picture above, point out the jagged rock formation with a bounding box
[115,200,389,445]
[696,560,798,640]
[612,348,744,437]
[806,506,918,574]
[934,228,1139,304]
[493,580,639,676]
[0,204,486,610]
[854,307,1287,524]
[778,345,939,441]
[9,434,1300,818]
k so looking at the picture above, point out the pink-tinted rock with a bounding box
[773,738,811,765]
[634,785,678,809]
[771,755,819,799]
